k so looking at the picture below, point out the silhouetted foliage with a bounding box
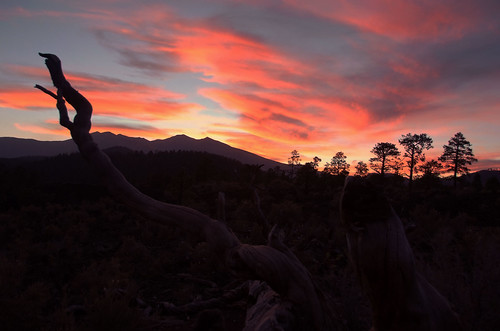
[390,156,405,177]
[287,149,301,177]
[323,152,350,177]
[399,133,433,191]
[369,142,401,176]
[415,159,444,190]
[311,156,322,170]
[485,176,500,193]
[418,159,444,177]
[354,161,369,177]
[439,132,478,189]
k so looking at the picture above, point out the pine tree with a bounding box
[288,150,301,176]
[369,142,400,176]
[324,152,350,176]
[398,133,433,191]
[439,132,477,189]
[354,161,369,176]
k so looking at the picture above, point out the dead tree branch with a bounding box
[34,84,57,99]
[36,53,335,330]
[340,176,462,331]
[160,281,248,315]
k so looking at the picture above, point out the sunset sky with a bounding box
[1,0,499,171]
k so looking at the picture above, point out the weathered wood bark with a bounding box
[244,281,296,331]
[36,53,334,330]
[340,176,462,331]
[160,281,248,315]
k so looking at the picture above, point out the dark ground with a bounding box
[0,150,499,330]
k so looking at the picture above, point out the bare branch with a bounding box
[37,53,336,330]
[34,84,57,99]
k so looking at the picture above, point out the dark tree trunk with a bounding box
[409,150,415,193]
[341,177,462,331]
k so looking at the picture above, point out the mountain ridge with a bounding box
[0,132,283,169]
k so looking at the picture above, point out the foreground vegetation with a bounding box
[0,149,499,330]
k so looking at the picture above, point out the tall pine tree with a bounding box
[369,142,400,176]
[399,133,433,192]
[439,132,477,189]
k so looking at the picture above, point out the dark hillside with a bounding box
[0,132,283,170]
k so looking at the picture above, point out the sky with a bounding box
[1,0,500,172]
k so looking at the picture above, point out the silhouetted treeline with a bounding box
[0,149,499,330]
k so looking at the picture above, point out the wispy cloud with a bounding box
[14,122,68,138]
[1,64,203,121]
[14,117,167,140]
[281,0,495,41]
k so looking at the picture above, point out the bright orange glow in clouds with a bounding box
[1,0,499,171]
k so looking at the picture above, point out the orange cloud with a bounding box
[90,126,166,140]
[1,66,203,121]
[199,88,318,143]
[1,90,55,110]
[205,129,292,162]
[82,90,202,121]
[170,26,306,90]
[199,86,376,146]
[14,123,68,138]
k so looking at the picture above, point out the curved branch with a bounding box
[36,53,334,330]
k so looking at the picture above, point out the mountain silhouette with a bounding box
[0,132,283,169]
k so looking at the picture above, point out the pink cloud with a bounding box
[282,0,481,41]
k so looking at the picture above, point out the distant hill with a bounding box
[463,169,500,185]
[0,132,283,169]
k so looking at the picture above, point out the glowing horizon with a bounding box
[1,0,499,171]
